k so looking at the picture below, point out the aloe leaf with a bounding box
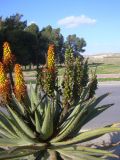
[0,127,16,139]
[8,143,47,153]
[35,110,41,133]
[57,149,105,160]
[0,112,17,138]
[60,146,118,158]
[41,102,53,140]
[7,105,36,139]
[6,118,36,144]
[59,103,82,131]
[51,127,120,146]
[55,93,111,142]
[11,93,25,115]
[0,111,34,141]
[0,149,36,160]
[51,97,95,142]
[30,83,38,111]
[59,97,95,133]
[0,137,29,147]
[69,104,113,137]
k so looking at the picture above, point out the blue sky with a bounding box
[0,0,120,55]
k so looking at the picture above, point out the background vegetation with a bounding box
[0,13,86,66]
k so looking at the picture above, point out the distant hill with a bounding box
[87,53,120,64]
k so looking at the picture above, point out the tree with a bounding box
[65,34,86,57]
[0,14,39,66]
[25,23,39,35]
[39,25,64,64]
[7,30,38,66]
[2,13,27,32]
[0,31,4,59]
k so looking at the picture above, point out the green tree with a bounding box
[7,30,38,66]
[39,25,64,64]
[2,13,27,32]
[65,34,86,57]
[25,23,39,35]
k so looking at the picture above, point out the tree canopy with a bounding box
[0,13,87,65]
[65,34,86,57]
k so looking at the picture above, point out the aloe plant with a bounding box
[0,43,119,160]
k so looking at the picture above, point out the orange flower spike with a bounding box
[14,64,27,101]
[3,42,13,68]
[47,44,55,71]
[0,62,10,102]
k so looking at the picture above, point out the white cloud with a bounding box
[57,15,96,28]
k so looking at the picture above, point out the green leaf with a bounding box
[7,105,36,139]
[59,103,82,131]
[7,118,36,144]
[35,110,41,133]
[51,126,120,146]
[59,146,118,158]
[0,111,34,142]
[51,98,95,142]
[41,102,54,140]
[0,137,28,147]
[0,127,15,139]
[69,104,113,137]
[57,149,105,160]
[54,93,111,142]
[8,143,47,154]
[30,83,38,111]
[0,149,36,160]
[0,111,17,138]
[11,93,25,115]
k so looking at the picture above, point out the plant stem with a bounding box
[9,68,14,89]
[49,150,57,160]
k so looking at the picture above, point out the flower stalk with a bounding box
[2,41,15,88]
[14,64,27,102]
[0,62,10,103]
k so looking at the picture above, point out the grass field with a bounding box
[22,64,120,76]
[22,63,120,83]
[89,63,120,74]
[58,63,120,75]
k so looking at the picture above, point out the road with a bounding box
[83,82,120,130]
[82,82,120,159]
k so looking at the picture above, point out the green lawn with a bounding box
[89,64,120,74]
[98,78,120,81]
[58,64,120,75]
[23,64,120,81]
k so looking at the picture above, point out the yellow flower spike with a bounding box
[47,44,55,71]
[14,64,27,101]
[0,62,10,103]
[3,42,14,69]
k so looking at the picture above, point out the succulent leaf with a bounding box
[41,102,54,140]
[51,126,120,146]
[7,105,36,139]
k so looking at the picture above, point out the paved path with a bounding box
[82,82,120,159]
[97,74,120,78]
[83,82,120,129]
